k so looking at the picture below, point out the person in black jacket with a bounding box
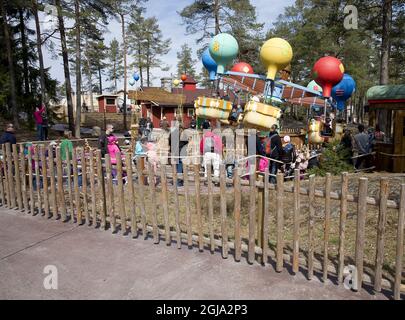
[0,123,17,145]
[98,124,114,157]
[264,125,283,184]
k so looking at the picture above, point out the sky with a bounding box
[41,0,295,91]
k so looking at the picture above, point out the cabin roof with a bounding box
[367,85,405,101]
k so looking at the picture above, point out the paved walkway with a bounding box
[0,208,389,300]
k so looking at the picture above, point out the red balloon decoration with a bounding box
[181,74,187,81]
[312,56,345,98]
[231,62,254,74]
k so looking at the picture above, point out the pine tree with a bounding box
[106,38,123,93]
[176,44,198,79]
[179,0,265,68]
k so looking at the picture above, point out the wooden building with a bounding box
[128,77,211,129]
[367,85,405,172]
[97,95,118,113]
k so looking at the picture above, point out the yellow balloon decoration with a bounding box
[173,79,181,86]
[260,38,293,81]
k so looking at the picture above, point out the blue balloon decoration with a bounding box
[129,79,135,86]
[202,48,218,81]
[133,73,140,82]
[331,74,356,111]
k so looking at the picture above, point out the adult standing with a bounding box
[353,124,370,169]
[340,129,353,164]
[98,124,115,158]
[34,103,46,141]
[264,124,283,184]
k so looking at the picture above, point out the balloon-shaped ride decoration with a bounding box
[209,33,239,74]
[129,79,135,86]
[260,38,293,81]
[231,62,254,74]
[133,73,140,82]
[181,74,187,82]
[307,80,323,94]
[173,79,181,86]
[331,74,356,111]
[202,48,218,81]
[312,56,345,98]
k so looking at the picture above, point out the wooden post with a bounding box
[374,177,388,292]
[28,147,35,215]
[56,148,67,221]
[394,184,405,300]
[172,164,181,249]
[34,146,42,215]
[248,165,256,264]
[116,153,126,234]
[234,167,241,262]
[6,143,16,208]
[136,160,147,239]
[293,169,301,274]
[2,144,10,207]
[308,174,315,279]
[276,172,284,272]
[125,154,137,238]
[194,164,203,251]
[147,162,159,243]
[262,168,270,265]
[47,145,57,219]
[105,154,115,233]
[72,148,81,224]
[65,148,74,222]
[183,164,192,247]
[80,148,89,224]
[220,164,228,259]
[0,149,5,206]
[338,172,348,283]
[12,144,23,210]
[40,146,49,218]
[19,145,28,212]
[323,173,331,282]
[161,164,171,246]
[257,174,264,264]
[207,165,215,253]
[96,150,107,229]
[89,151,97,226]
[355,177,368,292]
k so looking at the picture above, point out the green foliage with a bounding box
[177,44,198,79]
[127,6,171,87]
[179,0,265,72]
[308,141,353,177]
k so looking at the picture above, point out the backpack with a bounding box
[264,135,276,156]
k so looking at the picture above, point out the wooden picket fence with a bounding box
[0,142,404,300]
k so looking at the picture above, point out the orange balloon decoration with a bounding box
[181,74,187,81]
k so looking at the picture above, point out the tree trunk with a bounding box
[121,13,128,130]
[113,60,117,93]
[74,0,81,138]
[98,66,103,94]
[85,36,94,112]
[214,0,220,35]
[1,0,18,127]
[56,0,74,133]
[379,0,392,85]
[138,43,143,87]
[19,8,30,96]
[32,0,47,104]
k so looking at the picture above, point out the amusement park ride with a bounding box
[194,33,357,145]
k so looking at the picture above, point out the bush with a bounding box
[308,141,354,177]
